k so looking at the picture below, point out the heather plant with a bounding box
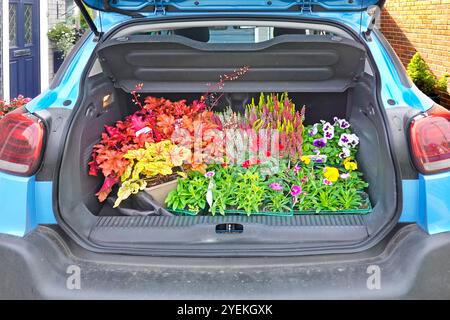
[246,92,305,160]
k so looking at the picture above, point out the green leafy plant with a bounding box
[293,165,368,213]
[209,165,237,216]
[232,168,267,215]
[48,23,76,57]
[165,171,209,213]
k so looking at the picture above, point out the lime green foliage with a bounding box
[436,74,449,93]
[166,158,369,215]
[114,140,191,207]
[165,171,209,212]
[232,168,268,215]
[407,53,438,96]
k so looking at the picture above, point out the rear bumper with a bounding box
[1,224,450,299]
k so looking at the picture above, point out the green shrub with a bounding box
[407,53,437,96]
[436,74,450,93]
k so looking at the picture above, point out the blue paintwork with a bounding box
[0,173,56,236]
[1,6,449,237]
[399,180,420,223]
[418,173,450,235]
[399,175,450,236]
[82,0,384,12]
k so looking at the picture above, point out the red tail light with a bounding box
[409,104,450,174]
[0,108,45,176]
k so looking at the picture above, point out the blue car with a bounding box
[0,0,449,299]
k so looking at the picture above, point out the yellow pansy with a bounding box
[301,156,311,165]
[343,157,358,171]
[343,157,353,165]
[323,166,340,182]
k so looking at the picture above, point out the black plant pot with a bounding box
[428,94,441,104]
[53,50,65,74]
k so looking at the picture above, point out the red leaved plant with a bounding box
[90,67,250,202]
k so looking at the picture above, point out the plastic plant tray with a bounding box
[170,201,371,216]
[169,209,293,217]
[169,192,372,217]
[293,202,372,215]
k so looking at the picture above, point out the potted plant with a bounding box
[407,53,449,104]
[0,95,31,119]
[47,23,77,73]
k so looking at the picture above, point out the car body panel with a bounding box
[418,173,450,234]
[0,10,447,239]
[82,0,385,13]
[0,173,56,236]
[2,224,450,299]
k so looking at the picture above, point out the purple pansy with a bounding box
[334,117,351,129]
[325,131,335,140]
[322,121,335,140]
[313,138,327,148]
[322,122,333,132]
[339,147,351,159]
[339,120,350,129]
[339,133,359,148]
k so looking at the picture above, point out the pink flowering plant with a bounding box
[0,95,31,119]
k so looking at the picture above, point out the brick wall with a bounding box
[381,0,450,108]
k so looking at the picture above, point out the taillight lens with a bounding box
[0,108,45,176]
[410,104,450,174]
